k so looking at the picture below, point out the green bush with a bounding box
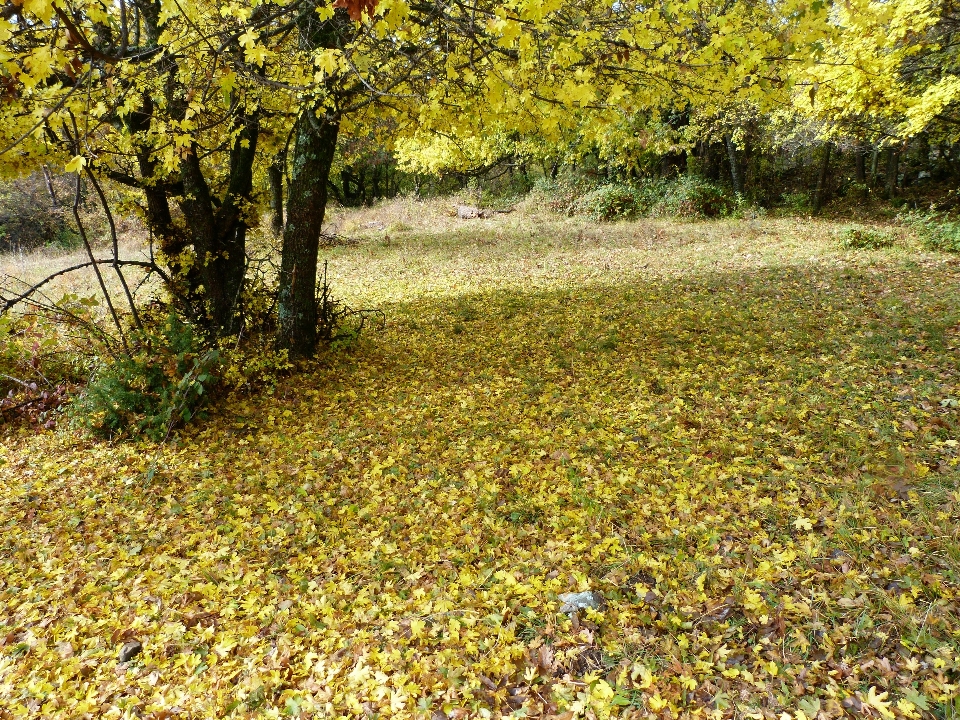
[573,183,645,221]
[73,313,218,441]
[900,211,960,253]
[656,176,732,218]
[568,177,734,221]
[780,191,811,213]
[839,225,896,250]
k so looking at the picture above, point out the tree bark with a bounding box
[915,132,930,184]
[268,152,285,235]
[813,142,832,215]
[885,147,899,199]
[725,135,743,195]
[277,111,340,357]
[178,109,259,334]
[855,145,866,184]
[870,148,879,186]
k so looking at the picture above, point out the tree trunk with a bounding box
[277,111,340,357]
[855,146,866,184]
[178,109,259,334]
[870,148,879,186]
[371,162,381,202]
[915,132,930,183]
[813,142,832,215]
[268,152,285,235]
[885,147,899,199]
[725,135,743,195]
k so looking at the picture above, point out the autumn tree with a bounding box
[801,0,960,194]
[1,0,834,355]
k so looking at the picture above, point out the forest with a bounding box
[1,0,960,718]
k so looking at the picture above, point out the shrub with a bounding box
[562,176,736,221]
[780,191,810,213]
[656,176,732,218]
[73,313,218,440]
[839,225,896,250]
[844,182,871,203]
[572,183,644,221]
[528,175,594,215]
[900,211,960,253]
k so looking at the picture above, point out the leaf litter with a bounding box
[1,221,959,718]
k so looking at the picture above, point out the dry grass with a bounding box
[0,234,153,312]
[0,194,949,315]
[322,195,947,306]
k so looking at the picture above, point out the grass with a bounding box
[1,198,959,718]
[0,232,153,312]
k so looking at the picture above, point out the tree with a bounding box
[1,0,834,355]
[803,0,960,162]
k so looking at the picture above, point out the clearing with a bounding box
[1,199,959,719]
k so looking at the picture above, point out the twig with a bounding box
[0,396,45,416]
[1,260,164,315]
[84,166,143,329]
[0,373,31,388]
[70,171,129,354]
[0,70,92,157]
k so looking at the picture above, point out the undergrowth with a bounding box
[838,224,897,249]
[541,176,741,221]
[72,313,219,441]
[901,210,960,252]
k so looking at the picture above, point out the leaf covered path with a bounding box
[2,220,960,718]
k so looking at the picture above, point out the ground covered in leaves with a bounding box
[2,209,960,718]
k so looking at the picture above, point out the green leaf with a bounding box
[903,688,929,711]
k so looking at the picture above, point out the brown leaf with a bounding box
[110,627,137,644]
[183,611,219,629]
[332,0,378,21]
[538,644,555,672]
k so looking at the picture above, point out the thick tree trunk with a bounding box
[268,152,285,235]
[127,101,176,253]
[178,110,259,334]
[813,142,832,215]
[212,111,259,334]
[277,112,340,357]
[725,135,743,195]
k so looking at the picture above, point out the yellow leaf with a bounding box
[866,687,894,718]
[64,155,86,174]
